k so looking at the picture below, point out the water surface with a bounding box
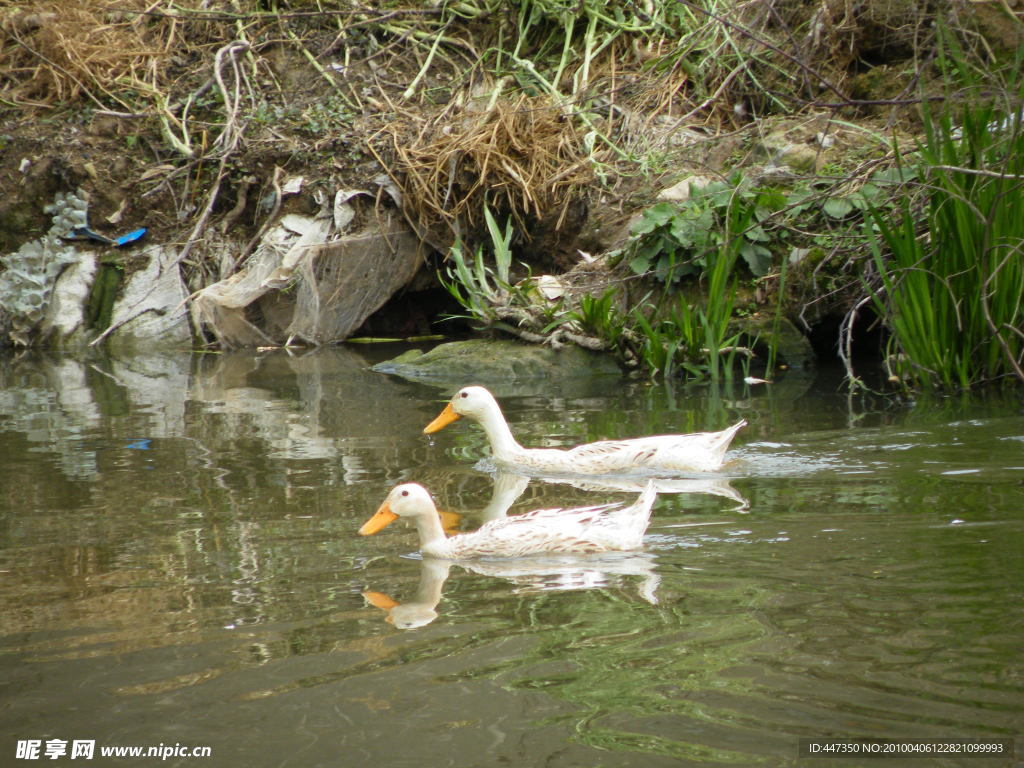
[1,348,1021,767]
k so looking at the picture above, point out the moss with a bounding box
[86,263,121,331]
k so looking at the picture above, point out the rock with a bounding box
[754,131,820,174]
[372,339,622,385]
[106,245,191,352]
[40,251,97,347]
[657,175,713,202]
[734,314,816,369]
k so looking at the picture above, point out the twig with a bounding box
[220,175,256,234]
[171,41,251,273]
[839,293,874,388]
[930,165,1024,180]
[980,248,1024,383]
[402,18,453,100]
[236,166,285,269]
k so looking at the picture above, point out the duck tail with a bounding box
[628,480,658,543]
[636,480,658,522]
[714,418,747,449]
[603,481,657,550]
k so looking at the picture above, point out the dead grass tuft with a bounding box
[375,94,596,249]
[0,1,180,108]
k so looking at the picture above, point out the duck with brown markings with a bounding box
[359,482,657,559]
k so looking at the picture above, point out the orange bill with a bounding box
[437,509,461,534]
[423,402,461,434]
[362,590,400,610]
[358,502,398,536]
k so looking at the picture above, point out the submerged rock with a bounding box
[372,339,622,384]
[734,314,817,369]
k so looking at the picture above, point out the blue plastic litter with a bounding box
[63,227,114,245]
[114,227,147,247]
[63,226,147,247]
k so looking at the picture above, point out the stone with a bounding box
[106,245,191,352]
[734,314,816,369]
[371,339,622,385]
[657,175,713,202]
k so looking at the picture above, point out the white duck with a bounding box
[358,482,657,559]
[424,385,746,475]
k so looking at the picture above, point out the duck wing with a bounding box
[448,502,624,558]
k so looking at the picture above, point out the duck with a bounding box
[423,385,746,475]
[358,481,657,559]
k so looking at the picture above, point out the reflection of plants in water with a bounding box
[494,586,770,760]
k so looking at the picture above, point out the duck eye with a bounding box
[459,391,468,398]
[401,490,409,497]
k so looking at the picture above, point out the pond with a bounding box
[1,347,1021,767]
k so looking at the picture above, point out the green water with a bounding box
[0,348,1021,767]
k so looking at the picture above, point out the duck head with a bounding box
[358,483,435,535]
[423,386,497,434]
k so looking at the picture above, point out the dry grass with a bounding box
[374,93,597,248]
[0,1,180,108]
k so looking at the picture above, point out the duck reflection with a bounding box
[560,474,749,512]
[363,550,661,630]
[363,559,451,630]
[479,470,748,518]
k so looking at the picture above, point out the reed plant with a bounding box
[701,195,745,379]
[865,46,1024,389]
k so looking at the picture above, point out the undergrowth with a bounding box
[2,0,1020,388]
[863,40,1024,390]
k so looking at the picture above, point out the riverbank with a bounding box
[1,1,1021,388]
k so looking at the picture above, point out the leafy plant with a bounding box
[624,176,782,284]
[572,289,627,349]
[865,41,1024,389]
[439,206,515,324]
[701,201,744,380]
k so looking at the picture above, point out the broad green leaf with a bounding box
[740,242,772,276]
[746,223,771,242]
[629,255,651,275]
[823,197,855,218]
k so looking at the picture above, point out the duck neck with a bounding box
[412,512,450,557]
[476,403,524,462]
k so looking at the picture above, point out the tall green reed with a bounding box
[865,44,1024,389]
